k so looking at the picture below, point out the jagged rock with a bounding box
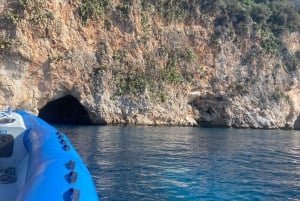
[0,0,300,128]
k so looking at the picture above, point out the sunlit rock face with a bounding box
[1,0,300,128]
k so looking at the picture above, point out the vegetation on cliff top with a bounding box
[78,0,300,33]
[80,0,300,99]
[1,0,300,101]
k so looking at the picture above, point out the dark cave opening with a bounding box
[38,95,93,125]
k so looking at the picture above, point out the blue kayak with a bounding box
[0,108,99,201]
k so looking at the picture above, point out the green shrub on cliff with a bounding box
[115,72,147,97]
[208,0,300,38]
[78,0,111,25]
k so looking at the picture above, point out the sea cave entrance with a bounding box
[38,95,93,125]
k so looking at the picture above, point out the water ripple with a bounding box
[60,126,300,201]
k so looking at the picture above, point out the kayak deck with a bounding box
[0,112,28,201]
[0,167,17,184]
[0,156,29,201]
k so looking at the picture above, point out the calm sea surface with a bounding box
[58,126,300,201]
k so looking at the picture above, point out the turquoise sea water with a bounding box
[59,126,300,201]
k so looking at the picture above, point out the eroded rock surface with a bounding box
[1,0,300,128]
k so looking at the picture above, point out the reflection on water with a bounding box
[59,126,300,201]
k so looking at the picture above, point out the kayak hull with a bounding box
[0,110,99,201]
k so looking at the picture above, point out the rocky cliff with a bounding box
[1,0,300,128]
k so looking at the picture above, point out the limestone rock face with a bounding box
[1,0,300,128]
